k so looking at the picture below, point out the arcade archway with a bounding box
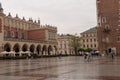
[22,44,28,52]
[4,43,11,52]
[30,44,35,53]
[13,43,20,52]
[36,45,41,55]
[48,45,53,55]
[42,45,47,55]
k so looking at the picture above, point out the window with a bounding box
[86,34,88,37]
[11,31,15,38]
[94,39,96,42]
[82,35,85,37]
[104,25,110,32]
[94,44,96,48]
[90,39,92,42]
[98,17,101,26]
[102,17,107,23]
[83,39,85,42]
[4,30,7,37]
[117,36,120,41]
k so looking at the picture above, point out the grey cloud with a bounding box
[1,0,97,34]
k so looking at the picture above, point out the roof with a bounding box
[81,27,97,34]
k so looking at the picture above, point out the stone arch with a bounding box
[4,43,11,52]
[42,45,47,55]
[36,45,41,55]
[13,43,20,52]
[22,44,28,52]
[29,44,35,53]
[48,45,53,55]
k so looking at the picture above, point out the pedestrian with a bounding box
[111,50,115,60]
[87,52,92,62]
[84,52,87,60]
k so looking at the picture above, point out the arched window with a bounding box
[11,31,15,38]
[4,30,7,37]
[102,17,107,23]
[104,25,110,32]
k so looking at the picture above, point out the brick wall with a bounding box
[97,0,120,55]
[0,18,2,33]
[28,29,46,40]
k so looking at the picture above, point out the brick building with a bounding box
[97,0,120,55]
[0,3,58,57]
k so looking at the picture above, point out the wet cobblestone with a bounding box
[0,56,119,80]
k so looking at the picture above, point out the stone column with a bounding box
[19,48,22,57]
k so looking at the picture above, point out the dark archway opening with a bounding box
[30,45,35,53]
[36,45,41,55]
[13,44,20,52]
[4,43,11,52]
[22,44,28,52]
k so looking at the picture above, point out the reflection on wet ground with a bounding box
[0,56,119,80]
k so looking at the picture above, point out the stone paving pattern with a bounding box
[0,56,119,80]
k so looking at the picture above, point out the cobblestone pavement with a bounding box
[0,56,119,80]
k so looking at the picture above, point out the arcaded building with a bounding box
[0,3,58,57]
[57,34,75,55]
[80,27,98,50]
[97,0,120,55]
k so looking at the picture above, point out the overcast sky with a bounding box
[1,0,97,34]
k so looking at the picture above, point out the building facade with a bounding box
[80,27,98,50]
[57,34,75,55]
[97,0,120,55]
[0,3,58,57]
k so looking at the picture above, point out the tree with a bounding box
[71,34,81,55]
[78,48,85,52]
[84,48,92,52]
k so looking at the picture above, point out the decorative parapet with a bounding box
[4,37,57,44]
[40,24,57,31]
[4,14,40,24]
[29,24,57,32]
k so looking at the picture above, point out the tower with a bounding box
[0,3,3,13]
[97,0,120,55]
